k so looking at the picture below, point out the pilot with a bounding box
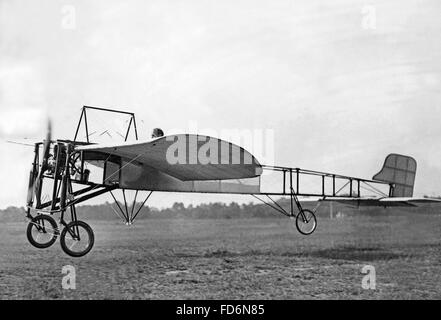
[151,128,164,139]
[46,154,56,175]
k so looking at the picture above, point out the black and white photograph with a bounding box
[1,0,441,305]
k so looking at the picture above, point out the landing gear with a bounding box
[26,214,59,249]
[252,187,319,236]
[60,220,94,257]
[26,212,95,257]
[295,209,317,235]
[26,143,98,257]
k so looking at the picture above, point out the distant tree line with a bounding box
[1,196,439,222]
[0,198,303,221]
[78,200,288,220]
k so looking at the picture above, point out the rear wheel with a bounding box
[26,214,59,249]
[60,221,94,257]
[295,209,317,235]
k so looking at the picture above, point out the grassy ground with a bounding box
[1,213,441,299]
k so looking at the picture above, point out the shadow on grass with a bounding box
[174,246,410,262]
[306,246,409,261]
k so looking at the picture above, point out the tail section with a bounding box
[373,154,417,197]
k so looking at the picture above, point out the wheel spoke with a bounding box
[27,215,58,249]
[60,221,94,257]
[69,241,78,250]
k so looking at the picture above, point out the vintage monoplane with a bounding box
[24,106,440,257]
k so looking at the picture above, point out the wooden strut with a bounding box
[251,188,311,218]
[31,142,152,226]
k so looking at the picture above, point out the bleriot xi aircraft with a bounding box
[24,106,440,257]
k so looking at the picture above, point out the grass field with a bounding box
[1,213,441,299]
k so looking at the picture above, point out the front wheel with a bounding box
[60,221,94,257]
[295,209,317,235]
[26,214,59,249]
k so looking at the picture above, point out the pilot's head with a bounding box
[151,128,164,138]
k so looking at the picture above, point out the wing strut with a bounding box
[252,187,321,235]
[109,190,153,225]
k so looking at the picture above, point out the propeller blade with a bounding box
[42,119,52,162]
[6,140,35,147]
[30,119,53,207]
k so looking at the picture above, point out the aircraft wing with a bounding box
[76,134,263,181]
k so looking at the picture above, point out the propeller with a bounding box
[41,120,52,171]
[28,119,52,207]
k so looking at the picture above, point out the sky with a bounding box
[1,0,441,209]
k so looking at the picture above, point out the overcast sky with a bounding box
[1,0,441,209]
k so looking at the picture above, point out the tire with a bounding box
[26,214,59,249]
[60,221,94,257]
[295,209,317,235]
